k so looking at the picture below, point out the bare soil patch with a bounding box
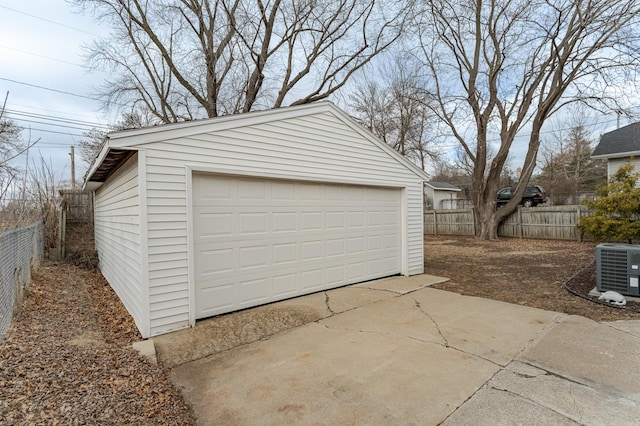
[426,236,640,321]
[0,262,196,425]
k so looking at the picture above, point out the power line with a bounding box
[8,102,107,121]
[0,77,101,102]
[5,108,111,130]
[0,45,84,67]
[0,5,102,37]
[8,117,98,132]
[19,127,85,138]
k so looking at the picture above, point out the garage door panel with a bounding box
[326,238,346,257]
[327,265,346,285]
[272,242,297,264]
[367,259,384,275]
[238,245,268,268]
[199,248,235,274]
[198,279,236,316]
[238,278,268,304]
[347,262,366,280]
[194,174,402,319]
[273,212,297,232]
[273,273,297,297]
[300,268,323,290]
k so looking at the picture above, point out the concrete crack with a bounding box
[324,292,336,316]
[489,384,577,424]
[412,296,449,348]
[602,322,640,339]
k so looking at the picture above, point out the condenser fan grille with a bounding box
[599,248,629,293]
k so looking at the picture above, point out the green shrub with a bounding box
[578,163,640,243]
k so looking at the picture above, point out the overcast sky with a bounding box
[1,0,111,182]
[0,0,633,186]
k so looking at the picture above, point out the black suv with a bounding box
[496,185,547,207]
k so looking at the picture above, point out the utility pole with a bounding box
[70,146,76,190]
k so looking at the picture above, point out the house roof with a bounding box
[592,122,640,159]
[83,102,430,191]
[425,181,461,192]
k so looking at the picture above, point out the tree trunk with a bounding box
[475,202,500,240]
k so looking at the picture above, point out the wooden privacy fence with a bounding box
[424,205,591,241]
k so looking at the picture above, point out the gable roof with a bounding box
[83,102,429,191]
[592,122,640,159]
[426,181,461,191]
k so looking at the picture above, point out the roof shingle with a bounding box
[592,122,640,158]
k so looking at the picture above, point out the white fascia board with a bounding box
[592,150,640,160]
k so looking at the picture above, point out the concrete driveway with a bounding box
[153,275,640,425]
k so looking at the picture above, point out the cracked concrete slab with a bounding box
[519,315,640,402]
[481,361,640,425]
[171,321,500,426]
[602,319,640,339]
[441,386,581,425]
[319,293,448,346]
[323,286,397,315]
[355,273,449,294]
[411,288,565,366]
[153,281,404,368]
[154,302,326,368]
[161,275,640,424]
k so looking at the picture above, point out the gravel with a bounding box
[0,262,196,425]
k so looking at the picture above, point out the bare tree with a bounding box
[416,0,640,239]
[537,112,606,204]
[74,0,410,122]
[0,92,39,210]
[350,57,441,170]
[78,110,156,169]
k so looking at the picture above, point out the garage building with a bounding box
[84,102,428,337]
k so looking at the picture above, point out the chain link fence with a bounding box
[0,220,44,339]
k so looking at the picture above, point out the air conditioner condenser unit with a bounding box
[596,243,640,297]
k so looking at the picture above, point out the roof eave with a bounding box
[425,182,462,191]
[591,150,640,160]
[82,138,138,191]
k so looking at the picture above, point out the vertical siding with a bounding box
[94,154,147,336]
[140,110,424,336]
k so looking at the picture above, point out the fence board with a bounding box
[425,205,589,241]
[424,209,476,236]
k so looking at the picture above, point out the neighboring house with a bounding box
[83,102,429,338]
[592,122,640,177]
[424,181,462,209]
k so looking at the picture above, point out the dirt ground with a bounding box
[0,263,196,425]
[426,235,640,321]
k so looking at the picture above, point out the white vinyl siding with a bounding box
[145,166,190,334]
[139,111,423,336]
[94,154,148,336]
[608,157,640,179]
[89,104,425,337]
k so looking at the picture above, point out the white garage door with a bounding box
[193,173,401,319]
